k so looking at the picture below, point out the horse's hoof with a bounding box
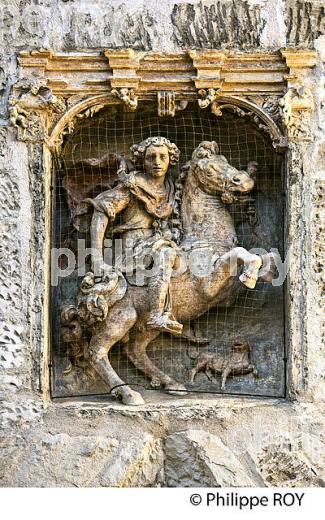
[150,376,162,388]
[239,272,258,289]
[165,382,188,396]
[116,387,145,406]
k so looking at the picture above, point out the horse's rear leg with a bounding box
[124,330,188,395]
[89,306,145,406]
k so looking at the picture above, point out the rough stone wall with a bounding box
[0,0,325,487]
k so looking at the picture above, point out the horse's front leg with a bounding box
[219,247,262,289]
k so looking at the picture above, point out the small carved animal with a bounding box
[189,341,256,390]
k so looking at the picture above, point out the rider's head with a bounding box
[130,137,180,178]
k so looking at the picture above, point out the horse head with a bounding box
[188,141,254,203]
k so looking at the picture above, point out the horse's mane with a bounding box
[172,141,220,244]
[172,163,188,244]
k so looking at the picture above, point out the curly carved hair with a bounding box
[130,136,180,169]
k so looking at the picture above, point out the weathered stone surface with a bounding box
[0,128,33,396]
[286,0,325,47]
[0,429,163,487]
[165,429,255,487]
[99,434,164,487]
[1,399,325,487]
[0,398,43,429]
[171,1,266,49]
[247,442,325,487]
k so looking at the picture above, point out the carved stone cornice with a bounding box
[17,49,290,97]
[189,50,225,89]
[281,49,318,70]
[14,48,318,148]
[104,49,141,90]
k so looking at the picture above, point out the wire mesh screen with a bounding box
[51,102,285,399]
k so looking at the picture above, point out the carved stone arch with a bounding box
[47,94,119,154]
[202,94,287,151]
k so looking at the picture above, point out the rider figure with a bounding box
[86,136,183,335]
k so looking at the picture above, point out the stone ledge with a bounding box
[50,390,288,418]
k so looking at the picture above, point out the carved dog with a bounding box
[189,341,256,390]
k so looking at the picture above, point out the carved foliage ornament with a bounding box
[196,89,286,148]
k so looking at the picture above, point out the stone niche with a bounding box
[11,48,317,405]
[53,102,285,398]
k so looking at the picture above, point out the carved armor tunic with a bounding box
[84,171,177,272]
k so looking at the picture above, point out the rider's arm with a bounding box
[89,185,131,274]
[90,211,109,273]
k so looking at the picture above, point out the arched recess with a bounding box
[47,93,287,156]
[50,93,287,400]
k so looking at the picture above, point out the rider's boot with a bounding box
[146,279,183,335]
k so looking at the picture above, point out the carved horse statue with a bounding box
[64,141,277,405]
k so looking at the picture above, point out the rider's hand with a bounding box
[94,263,119,291]
[92,260,113,280]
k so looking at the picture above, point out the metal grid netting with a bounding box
[51,102,285,399]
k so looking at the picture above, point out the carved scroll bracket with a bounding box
[280,49,317,142]
[111,88,138,111]
[9,79,65,143]
[157,91,188,117]
[197,88,224,116]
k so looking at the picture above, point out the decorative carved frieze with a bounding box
[13,48,316,148]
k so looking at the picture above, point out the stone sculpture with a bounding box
[61,138,277,405]
[188,341,256,390]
